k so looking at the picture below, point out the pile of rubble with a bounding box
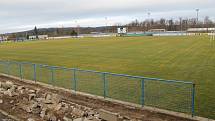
[0,81,133,121]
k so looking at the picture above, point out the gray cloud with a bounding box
[0,0,215,33]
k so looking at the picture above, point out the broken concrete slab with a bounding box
[0,81,130,121]
[99,109,119,121]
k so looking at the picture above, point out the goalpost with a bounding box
[210,29,215,47]
[211,30,215,40]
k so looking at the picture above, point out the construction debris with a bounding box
[0,81,132,121]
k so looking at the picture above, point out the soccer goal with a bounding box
[211,30,215,41]
[209,30,215,47]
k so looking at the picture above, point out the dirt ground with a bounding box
[0,75,196,121]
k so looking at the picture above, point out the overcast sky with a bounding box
[0,0,215,33]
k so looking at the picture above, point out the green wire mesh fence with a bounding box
[0,60,195,116]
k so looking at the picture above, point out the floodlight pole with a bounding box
[147,12,151,31]
[196,9,199,23]
[105,17,108,33]
[180,17,183,34]
[75,20,80,36]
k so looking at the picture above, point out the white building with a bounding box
[38,35,48,39]
[29,35,37,40]
[187,28,215,33]
[117,27,127,36]
[149,29,166,32]
[117,27,127,34]
[0,36,3,41]
[29,35,48,40]
[0,36,8,41]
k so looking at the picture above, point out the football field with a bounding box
[0,36,214,119]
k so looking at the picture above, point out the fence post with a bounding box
[141,79,145,107]
[33,64,36,82]
[73,68,77,91]
[51,66,54,86]
[103,72,107,98]
[192,83,195,117]
[19,63,23,80]
[6,61,10,75]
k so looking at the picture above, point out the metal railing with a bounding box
[0,60,195,116]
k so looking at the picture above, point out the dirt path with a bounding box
[0,75,195,121]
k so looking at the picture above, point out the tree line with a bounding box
[2,16,215,40]
[126,16,215,31]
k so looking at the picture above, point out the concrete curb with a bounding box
[0,73,214,121]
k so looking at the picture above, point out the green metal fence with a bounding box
[0,60,195,116]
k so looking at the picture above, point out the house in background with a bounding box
[0,35,8,42]
[29,35,48,40]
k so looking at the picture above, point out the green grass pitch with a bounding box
[0,36,214,119]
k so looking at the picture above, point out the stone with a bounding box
[32,108,41,114]
[23,97,28,102]
[82,111,88,117]
[35,97,44,102]
[87,116,94,120]
[44,94,53,104]
[36,89,40,94]
[99,109,119,121]
[3,89,13,97]
[29,94,36,101]
[54,103,62,111]
[10,85,17,91]
[73,118,90,121]
[123,116,131,120]
[0,99,3,104]
[40,108,47,118]
[17,86,25,90]
[0,88,5,93]
[52,94,62,104]
[25,87,29,90]
[23,106,32,113]
[48,113,57,121]
[44,100,52,104]
[30,101,39,109]
[10,100,14,104]
[22,101,38,113]
[61,102,69,112]
[20,90,24,94]
[87,110,95,116]
[72,108,85,117]
[63,116,74,121]
[2,81,14,90]
[27,118,35,121]
[45,93,52,100]
[29,89,36,93]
